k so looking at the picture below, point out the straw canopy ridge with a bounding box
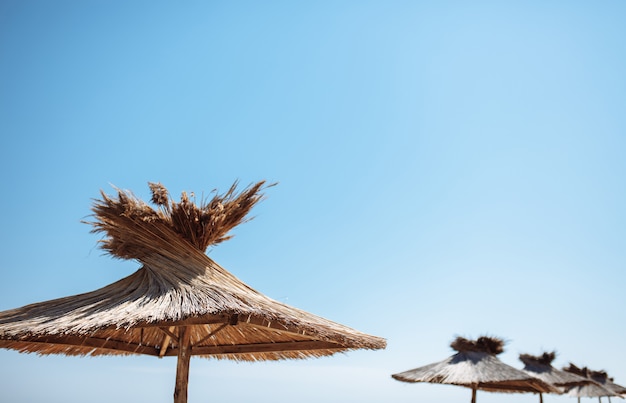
[0,181,386,362]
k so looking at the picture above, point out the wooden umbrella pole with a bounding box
[539,392,543,403]
[174,326,192,403]
[471,388,477,403]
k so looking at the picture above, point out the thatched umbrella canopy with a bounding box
[391,336,557,403]
[588,371,626,398]
[563,364,625,403]
[0,181,386,403]
[519,352,601,403]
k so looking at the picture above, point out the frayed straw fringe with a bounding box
[519,351,556,366]
[88,180,273,261]
[450,336,504,355]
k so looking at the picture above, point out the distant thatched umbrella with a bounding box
[0,181,386,403]
[588,370,626,398]
[519,352,601,403]
[563,364,625,403]
[391,336,557,403]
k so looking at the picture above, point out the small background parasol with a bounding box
[391,336,557,403]
[520,351,603,403]
[563,363,625,403]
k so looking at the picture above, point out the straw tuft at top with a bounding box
[88,180,273,260]
[589,370,609,383]
[563,363,590,378]
[519,351,556,366]
[450,336,505,355]
[564,364,614,384]
[149,182,170,207]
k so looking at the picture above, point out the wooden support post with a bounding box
[539,392,543,403]
[160,326,176,357]
[471,388,476,403]
[173,326,191,403]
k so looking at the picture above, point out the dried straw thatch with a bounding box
[0,181,386,403]
[520,352,594,389]
[519,352,601,403]
[563,364,626,401]
[588,371,626,397]
[450,336,505,355]
[391,336,557,403]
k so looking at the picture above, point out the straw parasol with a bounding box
[0,181,386,403]
[588,370,626,398]
[391,336,557,403]
[392,336,555,403]
[519,352,603,403]
[563,364,626,403]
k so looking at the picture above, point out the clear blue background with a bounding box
[1,1,625,402]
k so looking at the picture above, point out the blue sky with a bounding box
[1,1,625,402]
